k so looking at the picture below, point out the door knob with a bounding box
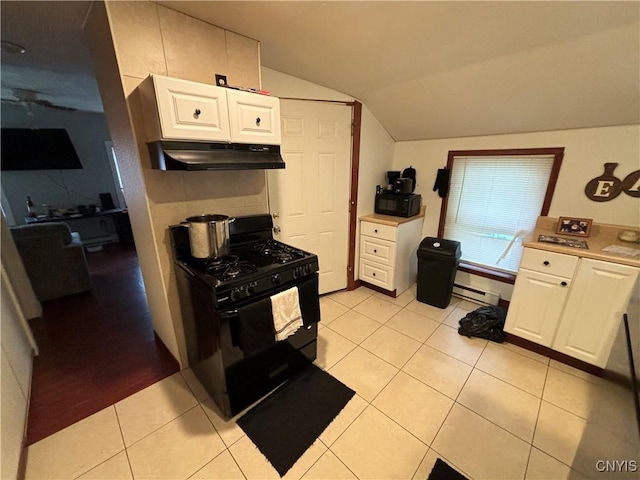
[273,226,281,235]
[272,212,280,219]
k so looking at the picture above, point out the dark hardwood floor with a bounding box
[27,242,180,445]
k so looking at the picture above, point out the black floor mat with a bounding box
[428,458,469,480]
[237,363,355,477]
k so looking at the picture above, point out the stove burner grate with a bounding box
[254,240,306,264]
[205,256,257,281]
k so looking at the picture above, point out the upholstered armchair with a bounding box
[10,222,92,302]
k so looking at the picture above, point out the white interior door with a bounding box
[268,100,352,294]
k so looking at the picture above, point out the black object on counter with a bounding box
[402,166,417,192]
[375,192,421,217]
[416,237,461,308]
[393,177,413,194]
[387,170,401,185]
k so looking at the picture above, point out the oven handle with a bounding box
[221,309,312,330]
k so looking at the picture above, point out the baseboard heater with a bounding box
[452,283,500,306]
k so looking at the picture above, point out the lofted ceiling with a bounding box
[1,1,638,141]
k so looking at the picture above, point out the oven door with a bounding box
[219,274,319,390]
[375,193,401,216]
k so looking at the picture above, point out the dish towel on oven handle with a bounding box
[271,286,303,341]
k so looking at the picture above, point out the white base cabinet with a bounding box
[553,258,638,366]
[358,217,423,296]
[505,269,572,347]
[504,248,639,367]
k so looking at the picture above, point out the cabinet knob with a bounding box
[194,108,201,118]
[560,281,568,287]
[372,272,376,277]
[374,229,378,233]
[256,117,261,126]
[543,261,550,266]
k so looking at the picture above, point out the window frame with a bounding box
[437,147,564,284]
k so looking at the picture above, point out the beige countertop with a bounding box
[360,206,426,227]
[523,217,640,268]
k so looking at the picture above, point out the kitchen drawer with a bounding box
[359,260,394,290]
[360,221,397,242]
[360,236,396,266]
[519,248,579,278]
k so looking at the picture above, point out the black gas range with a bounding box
[171,214,319,307]
[170,214,320,418]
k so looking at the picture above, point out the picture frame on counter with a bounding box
[556,217,593,237]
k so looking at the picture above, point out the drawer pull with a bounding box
[373,249,377,253]
[372,272,376,277]
[561,281,568,287]
[194,108,201,118]
[256,117,261,126]
[374,229,378,233]
[543,261,550,266]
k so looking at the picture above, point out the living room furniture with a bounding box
[24,209,123,247]
[10,222,92,302]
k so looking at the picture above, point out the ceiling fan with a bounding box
[2,87,77,113]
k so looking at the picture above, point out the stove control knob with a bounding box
[293,267,300,278]
[303,264,311,275]
[230,289,239,302]
[272,274,281,285]
[247,284,255,294]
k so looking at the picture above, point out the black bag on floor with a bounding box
[458,305,506,343]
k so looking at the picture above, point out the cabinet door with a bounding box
[227,89,281,145]
[154,76,231,142]
[553,259,639,367]
[504,268,571,347]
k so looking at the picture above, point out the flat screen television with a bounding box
[1,128,83,170]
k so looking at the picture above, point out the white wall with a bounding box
[262,68,352,102]
[1,103,120,225]
[394,124,640,300]
[86,1,266,366]
[262,68,395,280]
[1,266,34,479]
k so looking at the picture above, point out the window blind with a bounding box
[443,155,554,273]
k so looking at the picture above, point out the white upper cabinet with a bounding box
[227,89,281,145]
[139,74,281,145]
[140,75,231,142]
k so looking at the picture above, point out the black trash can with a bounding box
[416,237,461,308]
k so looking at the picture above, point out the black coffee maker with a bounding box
[386,167,416,194]
[376,167,421,217]
[386,171,401,191]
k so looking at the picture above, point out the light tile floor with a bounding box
[25,286,639,480]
